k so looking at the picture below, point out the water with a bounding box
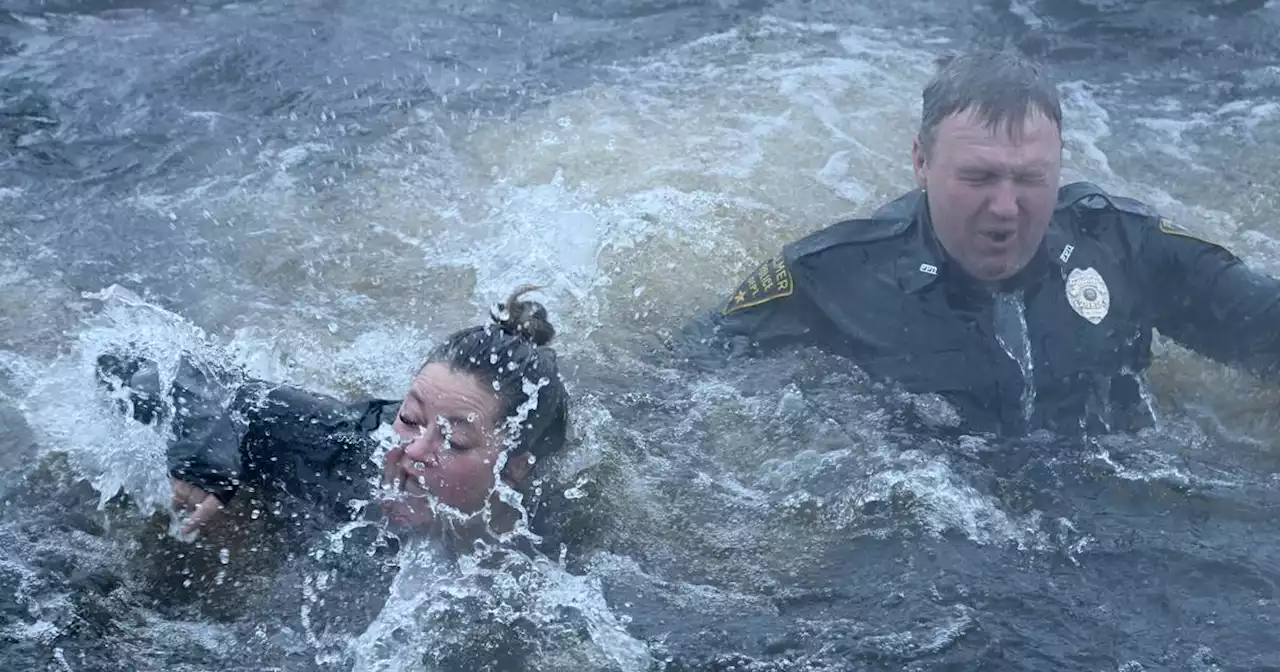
[3,0,1280,670]
[993,290,1035,425]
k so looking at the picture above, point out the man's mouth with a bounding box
[979,229,1016,245]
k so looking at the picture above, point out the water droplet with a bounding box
[219,548,230,565]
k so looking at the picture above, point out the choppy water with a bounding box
[3,0,1280,670]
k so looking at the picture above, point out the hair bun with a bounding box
[491,284,556,346]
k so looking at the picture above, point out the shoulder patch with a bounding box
[1158,215,1226,248]
[723,255,794,315]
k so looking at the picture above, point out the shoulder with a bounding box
[1056,181,1219,244]
[787,189,921,261]
[722,191,919,316]
[1056,181,1161,225]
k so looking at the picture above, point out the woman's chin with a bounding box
[380,499,435,530]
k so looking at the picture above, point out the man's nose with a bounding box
[988,181,1019,218]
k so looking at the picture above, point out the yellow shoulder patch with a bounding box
[723,254,794,315]
[1158,216,1223,248]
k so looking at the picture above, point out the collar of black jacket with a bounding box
[892,189,1079,296]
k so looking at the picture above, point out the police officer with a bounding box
[679,50,1280,436]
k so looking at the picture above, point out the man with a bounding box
[676,50,1280,436]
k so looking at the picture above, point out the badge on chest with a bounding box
[1065,267,1110,324]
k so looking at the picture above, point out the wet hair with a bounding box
[421,285,569,461]
[918,50,1063,157]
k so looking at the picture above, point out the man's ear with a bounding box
[911,136,929,190]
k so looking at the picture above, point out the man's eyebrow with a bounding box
[957,161,1051,175]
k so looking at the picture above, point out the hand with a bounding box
[381,444,406,492]
[170,479,224,534]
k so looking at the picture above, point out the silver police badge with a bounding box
[1065,267,1110,324]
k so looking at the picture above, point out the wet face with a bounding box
[912,108,1062,282]
[379,363,530,535]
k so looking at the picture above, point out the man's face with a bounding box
[912,108,1062,282]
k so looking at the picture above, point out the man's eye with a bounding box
[397,413,417,427]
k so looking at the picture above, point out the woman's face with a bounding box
[379,363,528,535]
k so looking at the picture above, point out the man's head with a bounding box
[911,51,1063,283]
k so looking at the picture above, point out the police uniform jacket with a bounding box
[690,182,1280,436]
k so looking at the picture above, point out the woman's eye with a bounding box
[397,413,417,427]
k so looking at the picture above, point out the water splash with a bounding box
[19,285,231,517]
[347,541,652,672]
[992,290,1036,424]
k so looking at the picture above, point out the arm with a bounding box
[96,353,393,507]
[95,353,247,505]
[232,382,397,508]
[1133,216,1280,378]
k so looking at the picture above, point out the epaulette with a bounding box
[788,215,912,260]
[1057,181,1225,249]
[1057,181,1160,220]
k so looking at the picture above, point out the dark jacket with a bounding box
[673,182,1280,436]
[96,353,400,508]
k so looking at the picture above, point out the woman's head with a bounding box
[380,286,570,538]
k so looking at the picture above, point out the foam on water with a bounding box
[459,18,941,339]
[346,540,653,672]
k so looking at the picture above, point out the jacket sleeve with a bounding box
[1131,215,1280,378]
[232,382,397,508]
[665,252,825,366]
[95,353,394,506]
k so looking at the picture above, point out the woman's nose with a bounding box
[401,429,441,464]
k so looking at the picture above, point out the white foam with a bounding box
[347,542,652,672]
[452,20,938,342]
[1009,0,1046,29]
[844,448,1052,550]
[1059,81,1116,180]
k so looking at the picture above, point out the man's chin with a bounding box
[969,254,1031,283]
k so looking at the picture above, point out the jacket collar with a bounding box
[891,188,1080,295]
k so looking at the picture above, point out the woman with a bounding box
[95,286,571,550]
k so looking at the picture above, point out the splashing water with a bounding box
[993,290,1036,425]
[4,2,1280,670]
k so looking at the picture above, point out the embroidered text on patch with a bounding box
[723,255,794,315]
